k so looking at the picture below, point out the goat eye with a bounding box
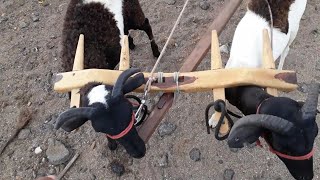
[235,137,240,142]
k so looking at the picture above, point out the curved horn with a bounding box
[112,68,141,97]
[54,107,95,132]
[228,114,295,148]
[302,83,319,122]
[232,114,295,135]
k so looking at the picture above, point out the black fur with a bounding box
[226,86,318,180]
[61,0,160,72]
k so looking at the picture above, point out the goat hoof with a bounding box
[108,142,118,151]
[129,43,135,50]
[152,45,160,57]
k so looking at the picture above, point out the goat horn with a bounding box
[54,107,95,132]
[112,68,141,97]
[302,83,319,122]
[232,114,295,135]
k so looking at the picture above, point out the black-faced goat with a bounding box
[61,0,160,71]
[226,85,319,180]
[55,68,147,158]
[226,0,307,70]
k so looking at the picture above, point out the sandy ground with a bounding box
[0,0,319,179]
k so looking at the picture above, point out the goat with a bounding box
[61,0,160,71]
[55,68,147,158]
[225,0,307,70]
[226,85,319,180]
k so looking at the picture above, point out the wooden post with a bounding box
[119,36,130,71]
[262,29,278,96]
[70,34,84,108]
[210,30,229,134]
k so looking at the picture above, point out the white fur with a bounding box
[225,0,307,70]
[87,85,110,105]
[209,0,307,128]
[83,0,125,45]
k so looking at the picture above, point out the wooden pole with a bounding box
[70,34,84,108]
[262,29,278,96]
[138,0,244,142]
[119,36,130,71]
[53,68,297,93]
[210,30,229,134]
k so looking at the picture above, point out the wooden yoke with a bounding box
[119,36,130,70]
[210,30,229,134]
[262,29,278,96]
[70,34,84,108]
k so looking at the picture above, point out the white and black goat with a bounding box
[226,0,307,70]
[61,0,160,71]
[55,68,147,158]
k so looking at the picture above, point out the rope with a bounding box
[145,0,190,92]
[205,100,234,141]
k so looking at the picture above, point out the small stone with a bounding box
[220,44,230,54]
[0,16,9,24]
[48,167,56,175]
[158,153,169,167]
[229,148,239,153]
[110,161,125,177]
[223,169,235,180]
[89,173,96,180]
[18,129,31,139]
[189,148,201,162]
[35,147,43,154]
[31,12,40,22]
[298,83,308,93]
[218,160,223,164]
[18,0,25,6]
[166,0,176,5]
[19,21,28,28]
[46,42,55,49]
[158,122,177,137]
[199,1,210,10]
[46,139,71,165]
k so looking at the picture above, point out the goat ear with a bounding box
[123,73,145,94]
[228,114,295,148]
[54,107,95,132]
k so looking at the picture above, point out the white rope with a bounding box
[145,0,190,90]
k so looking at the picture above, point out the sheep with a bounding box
[225,0,307,70]
[55,68,147,158]
[225,84,319,180]
[61,0,160,72]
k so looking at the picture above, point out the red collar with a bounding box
[106,113,135,140]
[256,99,314,160]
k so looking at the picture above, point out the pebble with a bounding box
[158,153,169,167]
[199,1,210,10]
[0,16,9,24]
[46,139,71,165]
[31,12,40,22]
[35,147,43,154]
[297,83,308,93]
[46,42,55,49]
[189,148,201,162]
[158,122,177,137]
[229,148,239,153]
[166,0,176,5]
[18,128,31,139]
[19,21,28,28]
[18,0,25,6]
[223,169,235,180]
[89,173,96,180]
[220,44,230,54]
[110,161,125,177]
[218,159,223,164]
[48,167,56,175]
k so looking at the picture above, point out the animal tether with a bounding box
[135,0,190,118]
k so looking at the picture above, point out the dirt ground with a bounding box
[0,0,319,179]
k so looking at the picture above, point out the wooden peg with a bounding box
[70,34,84,108]
[119,36,130,71]
[211,30,229,135]
[262,29,278,96]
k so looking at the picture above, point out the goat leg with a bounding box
[140,18,160,57]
